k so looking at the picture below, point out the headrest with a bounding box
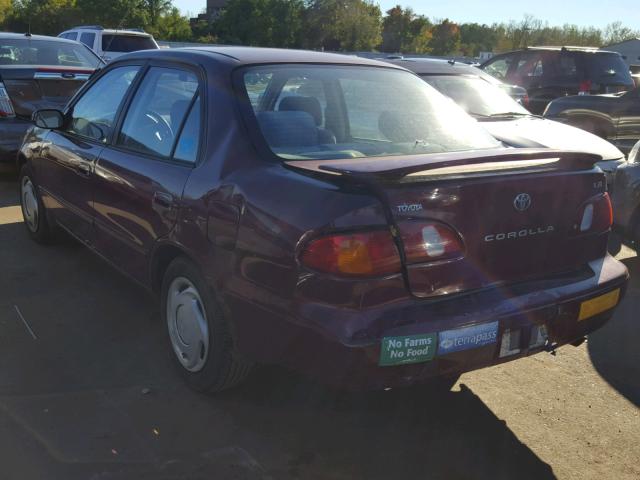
[279,96,323,126]
[256,111,318,148]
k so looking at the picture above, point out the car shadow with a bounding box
[215,366,556,480]
[0,169,19,208]
[588,255,640,407]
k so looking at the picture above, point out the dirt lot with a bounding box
[0,170,638,480]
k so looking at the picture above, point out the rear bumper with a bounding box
[0,118,31,163]
[228,254,629,390]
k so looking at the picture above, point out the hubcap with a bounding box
[166,277,210,372]
[21,177,39,232]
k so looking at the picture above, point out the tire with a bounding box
[18,164,54,244]
[161,256,252,392]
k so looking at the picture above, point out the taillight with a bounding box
[398,221,464,264]
[0,82,15,118]
[577,193,612,234]
[579,80,592,95]
[300,230,401,277]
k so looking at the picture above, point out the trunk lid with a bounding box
[0,66,92,117]
[287,149,609,298]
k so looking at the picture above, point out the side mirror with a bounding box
[628,140,640,164]
[32,109,64,129]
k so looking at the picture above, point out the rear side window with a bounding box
[68,66,140,142]
[79,32,96,49]
[102,35,156,53]
[117,67,198,158]
[173,96,201,163]
[585,53,633,84]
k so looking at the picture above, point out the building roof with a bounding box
[603,38,640,49]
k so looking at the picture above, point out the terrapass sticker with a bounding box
[379,333,437,366]
[438,321,499,355]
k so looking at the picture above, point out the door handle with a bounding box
[76,162,91,176]
[153,191,174,209]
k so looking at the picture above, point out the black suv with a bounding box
[481,47,634,114]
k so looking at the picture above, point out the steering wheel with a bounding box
[135,110,174,153]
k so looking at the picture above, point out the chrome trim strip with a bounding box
[34,72,91,81]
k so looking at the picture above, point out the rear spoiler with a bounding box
[285,148,603,179]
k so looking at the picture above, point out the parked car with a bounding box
[387,57,626,184]
[58,26,158,62]
[544,87,640,155]
[19,47,628,392]
[481,47,634,114]
[611,140,640,244]
[0,32,104,163]
[474,65,530,107]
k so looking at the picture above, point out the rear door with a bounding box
[92,64,202,283]
[34,65,141,242]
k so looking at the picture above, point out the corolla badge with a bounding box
[513,193,532,212]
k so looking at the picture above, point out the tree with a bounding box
[148,7,192,41]
[74,0,148,29]
[214,0,304,48]
[460,23,497,56]
[429,19,460,55]
[144,0,172,28]
[380,5,431,54]
[5,0,79,36]
[304,0,382,51]
[603,21,639,46]
[0,0,12,26]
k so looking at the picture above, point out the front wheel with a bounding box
[161,257,252,392]
[19,165,54,243]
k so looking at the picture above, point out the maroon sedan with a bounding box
[18,47,628,392]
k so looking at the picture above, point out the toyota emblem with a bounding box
[513,193,532,212]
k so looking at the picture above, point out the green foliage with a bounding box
[303,0,382,51]
[380,5,431,53]
[0,2,638,55]
[429,19,461,55]
[214,0,304,48]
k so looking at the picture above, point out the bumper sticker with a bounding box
[379,333,437,366]
[438,321,499,355]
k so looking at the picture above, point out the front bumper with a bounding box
[0,117,31,163]
[228,255,629,390]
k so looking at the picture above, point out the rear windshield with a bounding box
[584,53,633,84]
[101,34,156,53]
[242,65,499,161]
[0,39,103,68]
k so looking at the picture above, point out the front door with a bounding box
[92,66,202,283]
[33,65,142,243]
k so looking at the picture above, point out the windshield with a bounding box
[242,65,499,160]
[101,34,156,53]
[0,38,103,68]
[421,74,529,118]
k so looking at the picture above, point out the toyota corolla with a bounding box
[18,47,628,392]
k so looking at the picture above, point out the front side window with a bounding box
[483,56,513,80]
[117,67,198,158]
[68,65,140,142]
[242,65,499,161]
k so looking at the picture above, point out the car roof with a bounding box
[494,46,620,55]
[62,27,152,37]
[0,32,80,44]
[383,57,481,75]
[119,46,410,69]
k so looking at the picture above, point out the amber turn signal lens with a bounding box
[300,230,402,277]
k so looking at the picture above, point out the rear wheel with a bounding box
[161,256,252,392]
[19,165,53,243]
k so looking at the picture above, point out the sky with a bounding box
[173,0,639,29]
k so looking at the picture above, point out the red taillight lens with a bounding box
[398,221,464,264]
[578,193,612,234]
[300,230,401,277]
[579,80,592,94]
[0,82,15,118]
